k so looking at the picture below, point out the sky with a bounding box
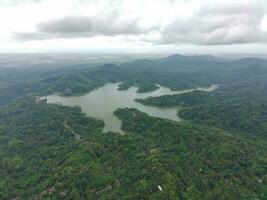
[1,0,267,54]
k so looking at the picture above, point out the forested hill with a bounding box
[1,54,267,102]
[0,54,267,199]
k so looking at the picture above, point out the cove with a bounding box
[44,83,217,133]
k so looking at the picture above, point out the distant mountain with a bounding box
[161,54,218,62]
[229,57,267,66]
[152,54,222,72]
[157,54,267,70]
[117,54,267,74]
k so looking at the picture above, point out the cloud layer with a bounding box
[8,0,267,49]
[160,1,267,45]
[15,13,146,40]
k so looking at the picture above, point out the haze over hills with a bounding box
[0,54,167,68]
[1,53,267,69]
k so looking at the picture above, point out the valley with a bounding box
[44,82,217,133]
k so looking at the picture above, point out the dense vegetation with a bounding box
[1,98,266,200]
[114,108,267,200]
[0,54,267,199]
[179,97,267,140]
[0,97,104,199]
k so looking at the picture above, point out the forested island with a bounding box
[0,54,267,199]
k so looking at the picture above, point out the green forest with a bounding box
[0,54,267,199]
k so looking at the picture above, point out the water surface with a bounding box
[44,83,217,133]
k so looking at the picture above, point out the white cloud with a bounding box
[160,0,267,45]
[1,0,267,53]
[261,15,267,31]
[0,0,42,6]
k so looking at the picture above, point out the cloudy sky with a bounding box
[1,0,267,54]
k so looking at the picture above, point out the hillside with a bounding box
[0,54,267,199]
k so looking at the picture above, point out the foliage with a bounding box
[0,54,267,199]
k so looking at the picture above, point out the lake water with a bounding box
[44,83,217,133]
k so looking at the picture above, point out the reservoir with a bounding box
[44,83,217,133]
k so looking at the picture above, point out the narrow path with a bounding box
[64,119,81,141]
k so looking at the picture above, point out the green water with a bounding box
[44,83,217,133]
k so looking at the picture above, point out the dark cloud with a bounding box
[14,14,146,40]
[159,2,267,45]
